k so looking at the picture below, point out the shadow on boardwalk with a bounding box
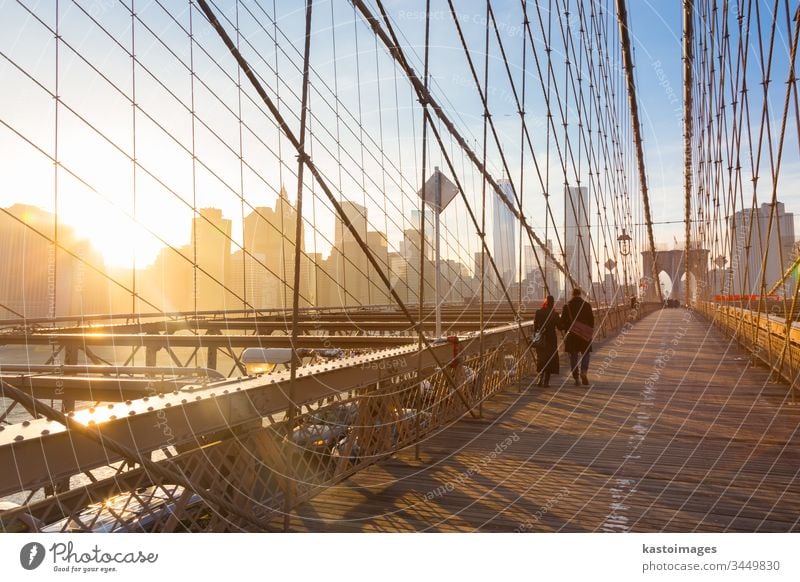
[291,309,800,532]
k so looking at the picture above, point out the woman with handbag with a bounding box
[559,287,595,386]
[533,295,560,387]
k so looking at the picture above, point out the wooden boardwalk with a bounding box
[291,309,800,532]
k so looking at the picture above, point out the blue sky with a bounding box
[629,0,797,244]
[0,0,796,278]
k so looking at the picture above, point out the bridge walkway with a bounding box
[291,309,800,532]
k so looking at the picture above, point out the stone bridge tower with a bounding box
[641,248,709,302]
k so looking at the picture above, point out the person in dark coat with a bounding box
[559,287,594,386]
[533,295,560,387]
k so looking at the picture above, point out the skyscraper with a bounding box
[326,200,392,307]
[410,209,434,261]
[729,202,796,297]
[143,245,192,312]
[192,208,232,311]
[565,185,591,293]
[523,240,560,299]
[493,180,517,290]
[241,187,310,309]
[335,201,368,248]
[366,230,390,305]
[0,205,109,318]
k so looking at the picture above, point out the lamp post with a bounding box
[617,229,632,301]
[715,255,728,298]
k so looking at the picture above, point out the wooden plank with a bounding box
[290,309,800,532]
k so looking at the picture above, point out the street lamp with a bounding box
[714,256,728,298]
[617,229,632,302]
[617,229,632,257]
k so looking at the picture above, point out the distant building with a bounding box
[565,185,591,293]
[588,273,619,305]
[320,200,393,307]
[473,251,484,280]
[335,201,368,248]
[388,251,408,302]
[410,209,434,261]
[441,258,470,303]
[473,248,504,302]
[590,282,605,305]
[395,226,434,304]
[523,240,560,300]
[140,246,192,312]
[239,187,312,310]
[0,204,109,318]
[192,208,232,311]
[228,250,269,310]
[602,273,620,304]
[493,180,517,290]
[729,202,796,296]
[366,230,390,305]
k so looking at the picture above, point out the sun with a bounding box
[61,211,167,269]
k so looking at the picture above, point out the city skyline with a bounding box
[7,190,799,318]
[0,196,489,317]
[2,197,646,318]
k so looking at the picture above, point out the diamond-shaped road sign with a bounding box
[417,168,459,212]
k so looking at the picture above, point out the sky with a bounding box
[0,0,797,281]
[631,0,798,245]
[626,1,685,232]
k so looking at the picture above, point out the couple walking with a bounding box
[532,288,594,387]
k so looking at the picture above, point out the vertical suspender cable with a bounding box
[545,0,553,299]
[351,2,369,306]
[284,0,314,531]
[189,2,199,325]
[615,0,663,304]
[236,0,247,312]
[479,0,490,415]
[52,0,60,323]
[415,0,431,458]
[683,0,694,308]
[518,1,527,307]
[131,0,138,317]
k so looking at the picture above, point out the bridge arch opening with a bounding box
[658,271,674,299]
[680,271,699,302]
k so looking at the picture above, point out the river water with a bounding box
[0,343,196,511]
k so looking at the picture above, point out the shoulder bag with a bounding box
[567,304,593,343]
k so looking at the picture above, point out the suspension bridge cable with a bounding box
[617,0,663,303]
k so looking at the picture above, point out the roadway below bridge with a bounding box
[290,308,800,532]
